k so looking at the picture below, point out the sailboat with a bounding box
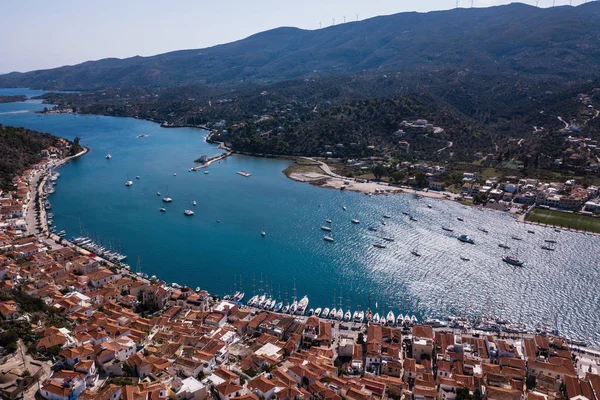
[125,173,133,186]
[162,186,173,202]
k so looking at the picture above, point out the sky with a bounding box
[0,0,587,73]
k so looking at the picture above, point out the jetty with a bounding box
[190,150,231,171]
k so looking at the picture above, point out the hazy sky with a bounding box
[0,0,583,73]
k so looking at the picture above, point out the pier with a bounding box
[190,150,232,171]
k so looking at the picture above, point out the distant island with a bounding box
[0,95,26,103]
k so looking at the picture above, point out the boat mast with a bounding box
[292,278,297,302]
[333,288,336,309]
[136,256,142,275]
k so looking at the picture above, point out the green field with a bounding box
[526,208,600,233]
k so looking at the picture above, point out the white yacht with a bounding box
[159,207,166,212]
[326,219,332,224]
[344,310,352,321]
[396,314,404,326]
[386,311,395,325]
[125,180,133,186]
[192,201,197,206]
[184,209,194,216]
[173,173,177,176]
[321,226,332,232]
[351,219,360,224]
[106,154,112,159]
[157,192,161,196]
[314,308,322,317]
[297,296,309,315]
[323,235,334,242]
[373,313,381,324]
[204,170,209,174]
[136,176,140,179]
[248,295,259,306]
[261,231,266,237]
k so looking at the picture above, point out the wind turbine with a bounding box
[356,13,359,21]
[343,15,347,23]
[456,0,460,8]
[332,17,335,26]
[536,0,539,6]
[471,0,474,7]
[319,21,322,29]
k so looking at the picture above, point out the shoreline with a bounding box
[28,147,139,278]
[19,128,600,351]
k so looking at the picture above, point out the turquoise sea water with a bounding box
[1,88,599,345]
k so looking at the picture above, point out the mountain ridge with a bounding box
[2,2,600,90]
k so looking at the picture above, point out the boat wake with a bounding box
[0,110,29,115]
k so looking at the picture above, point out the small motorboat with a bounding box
[159,207,166,212]
[136,176,140,179]
[192,201,197,206]
[261,231,266,237]
[351,219,360,224]
[460,256,470,261]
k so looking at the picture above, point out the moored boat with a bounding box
[502,255,524,267]
[457,234,475,244]
[386,311,395,325]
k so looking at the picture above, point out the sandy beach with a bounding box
[286,157,460,201]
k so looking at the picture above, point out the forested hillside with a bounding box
[0,125,60,189]
[2,2,600,89]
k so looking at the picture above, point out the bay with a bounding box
[1,88,598,346]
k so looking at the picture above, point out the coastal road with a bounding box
[301,157,347,179]
[558,116,569,129]
[25,171,43,235]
